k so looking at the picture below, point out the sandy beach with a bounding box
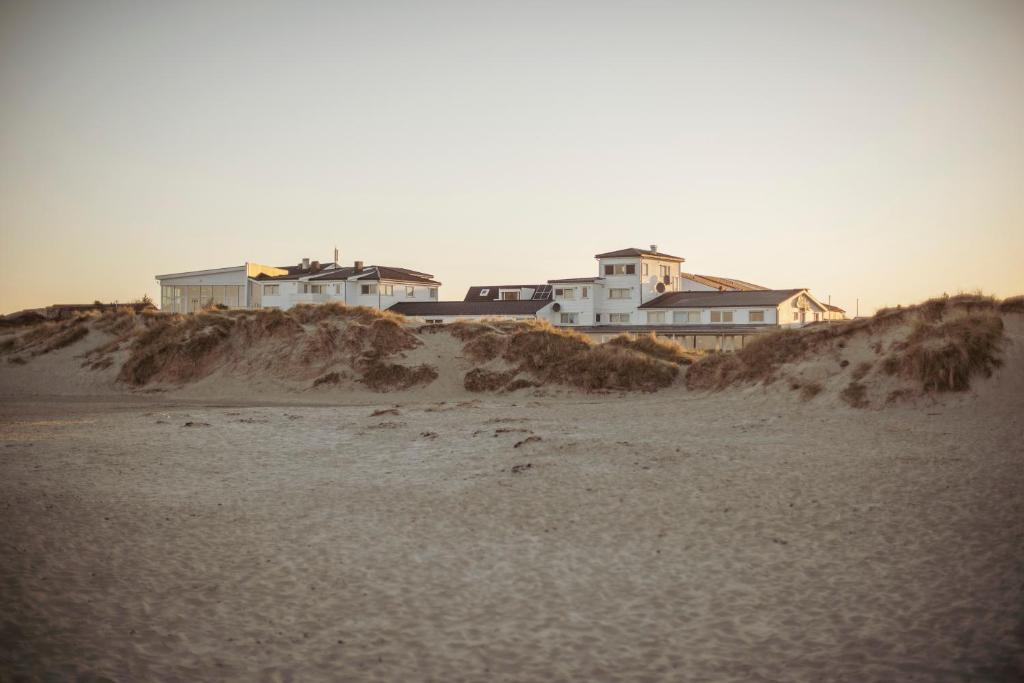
[2,379,1022,681]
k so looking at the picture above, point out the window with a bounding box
[642,263,649,276]
[560,313,578,324]
[500,290,520,300]
[608,288,631,299]
[749,310,765,322]
[310,284,326,294]
[335,285,342,294]
[673,311,701,324]
[603,264,636,275]
[659,265,671,278]
[554,288,575,300]
[647,311,666,323]
[479,288,490,296]
[264,284,279,296]
[406,286,415,296]
[793,311,799,321]
[609,313,630,323]
[710,311,734,323]
[595,313,601,323]
[429,287,438,299]
[381,284,394,296]
[425,319,442,324]
[361,284,377,295]
[581,287,589,299]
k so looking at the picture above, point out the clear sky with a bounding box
[1,0,1022,315]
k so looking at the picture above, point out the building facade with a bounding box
[156,258,439,313]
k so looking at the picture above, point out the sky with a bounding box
[1,0,1022,315]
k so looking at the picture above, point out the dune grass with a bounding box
[686,293,1014,396]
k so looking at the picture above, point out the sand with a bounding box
[1,311,1023,681]
[1,382,1022,682]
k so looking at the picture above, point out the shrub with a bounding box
[999,296,1024,314]
[881,312,1004,391]
[359,357,437,391]
[463,332,509,362]
[312,371,341,387]
[464,368,516,392]
[605,333,700,365]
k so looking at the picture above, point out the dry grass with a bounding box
[685,330,810,390]
[999,295,1024,314]
[605,333,701,365]
[880,312,1004,392]
[312,371,341,387]
[840,381,869,408]
[464,368,517,392]
[851,361,873,381]
[359,357,437,391]
[462,332,509,362]
[686,294,1015,395]
[447,321,681,392]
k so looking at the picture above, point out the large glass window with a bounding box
[647,311,666,323]
[710,311,734,323]
[673,311,701,324]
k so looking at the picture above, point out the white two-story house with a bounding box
[547,245,686,327]
[156,256,439,313]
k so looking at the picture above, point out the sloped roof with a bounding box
[389,300,552,316]
[680,272,768,291]
[548,277,603,284]
[594,247,685,262]
[825,303,845,312]
[639,289,806,309]
[259,264,440,285]
[463,285,551,302]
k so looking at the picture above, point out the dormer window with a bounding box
[499,290,520,300]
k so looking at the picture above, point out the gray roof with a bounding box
[680,273,768,291]
[258,264,440,285]
[594,247,685,262]
[548,277,603,284]
[639,289,805,309]
[463,285,551,302]
[389,300,552,317]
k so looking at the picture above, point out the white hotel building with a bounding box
[155,245,842,350]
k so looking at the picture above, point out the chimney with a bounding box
[650,244,658,253]
[334,247,339,265]
[354,260,363,272]
[301,257,310,270]
[311,260,321,272]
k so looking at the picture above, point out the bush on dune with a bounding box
[685,293,1015,395]
[606,333,701,365]
[451,321,681,392]
[881,312,1004,392]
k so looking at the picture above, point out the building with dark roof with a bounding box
[155,255,440,314]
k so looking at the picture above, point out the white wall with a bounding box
[548,283,597,325]
[639,307,779,325]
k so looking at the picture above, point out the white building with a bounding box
[156,257,439,313]
[541,246,831,349]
